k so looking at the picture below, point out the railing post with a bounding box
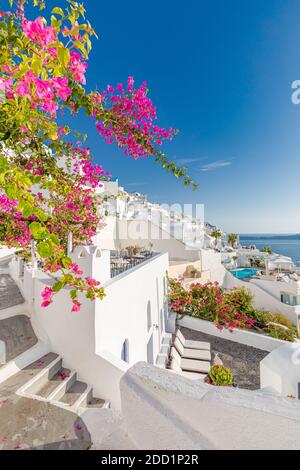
[67,232,73,256]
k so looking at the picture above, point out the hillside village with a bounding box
[1,179,300,449]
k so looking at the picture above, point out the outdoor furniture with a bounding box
[174,337,211,361]
[176,329,211,351]
[169,358,206,381]
[110,251,155,278]
[170,347,210,374]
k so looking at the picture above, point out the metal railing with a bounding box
[110,251,155,278]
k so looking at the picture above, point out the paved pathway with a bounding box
[0,315,37,363]
[0,274,24,311]
[0,353,91,450]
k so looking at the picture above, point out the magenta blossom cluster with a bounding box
[95,77,177,159]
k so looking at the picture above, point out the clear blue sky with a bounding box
[32,0,300,233]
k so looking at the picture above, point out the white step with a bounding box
[16,353,110,413]
[182,349,211,361]
[185,339,211,351]
[181,358,211,374]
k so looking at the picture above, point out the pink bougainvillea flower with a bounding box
[58,371,70,381]
[86,277,100,287]
[41,287,53,308]
[22,17,56,47]
[69,263,84,275]
[71,300,81,312]
[69,51,88,84]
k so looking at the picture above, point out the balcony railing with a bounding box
[110,251,155,278]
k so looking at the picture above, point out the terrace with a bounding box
[180,327,268,390]
[110,249,155,278]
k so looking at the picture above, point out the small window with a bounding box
[121,339,129,363]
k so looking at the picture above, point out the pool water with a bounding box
[230,268,258,279]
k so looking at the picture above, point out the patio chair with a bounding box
[176,329,211,351]
[174,337,211,361]
[169,358,206,381]
[170,347,210,374]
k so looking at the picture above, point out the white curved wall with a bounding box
[260,343,300,397]
[121,362,300,450]
[223,271,299,326]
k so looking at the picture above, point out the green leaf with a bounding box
[23,203,34,218]
[57,46,70,68]
[74,41,87,58]
[52,280,64,292]
[61,256,72,269]
[34,208,48,222]
[37,240,54,258]
[52,7,64,17]
[5,182,18,199]
[70,290,78,300]
[29,222,47,240]
[49,234,60,246]
[31,55,42,75]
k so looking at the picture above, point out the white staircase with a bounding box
[16,353,110,414]
[156,332,173,368]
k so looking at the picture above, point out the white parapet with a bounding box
[70,246,111,285]
[120,362,300,450]
[260,343,300,398]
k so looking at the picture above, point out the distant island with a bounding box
[240,234,300,241]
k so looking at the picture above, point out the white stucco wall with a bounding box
[250,277,300,298]
[118,220,201,262]
[177,316,291,352]
[94,216,117,251]
[223,271,300,326]
[260,343,300,397]
[200,249,225,284]
[121,362,300,450]
[96,253,169,366]
[9,250,169,409]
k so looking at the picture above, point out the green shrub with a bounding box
[209,365,233,386]
[270,313,295,330]
[248,309,273,326]
[267,326,297,342]
[223,288,253,315]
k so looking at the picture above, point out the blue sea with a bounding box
[239,234,300,267]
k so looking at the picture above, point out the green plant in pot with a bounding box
[209,365,233,386]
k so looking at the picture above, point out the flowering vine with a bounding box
[169,280,255,333]
[0,0,197,312]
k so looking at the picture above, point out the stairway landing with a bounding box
[0,353,91,450]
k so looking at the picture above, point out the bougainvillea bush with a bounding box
[0,0,197,312]
[169,279,298,341]
[169,279,255,332]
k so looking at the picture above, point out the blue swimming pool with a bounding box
[230,268,258,279]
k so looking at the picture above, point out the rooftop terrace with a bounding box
[180,327,268,390]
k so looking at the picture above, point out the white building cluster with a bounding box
[1,179,300,449]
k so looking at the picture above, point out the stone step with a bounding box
[35,367,73,399]
[0,275,24,311]
[59,380,88,407]
[0,315,38,363]
[181,358,211,374]
[17,353,110,413]
[87,397,108,409]
[184,339,211,351]
[182,349,211,361]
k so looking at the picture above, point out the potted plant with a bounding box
[208,365,233,387]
